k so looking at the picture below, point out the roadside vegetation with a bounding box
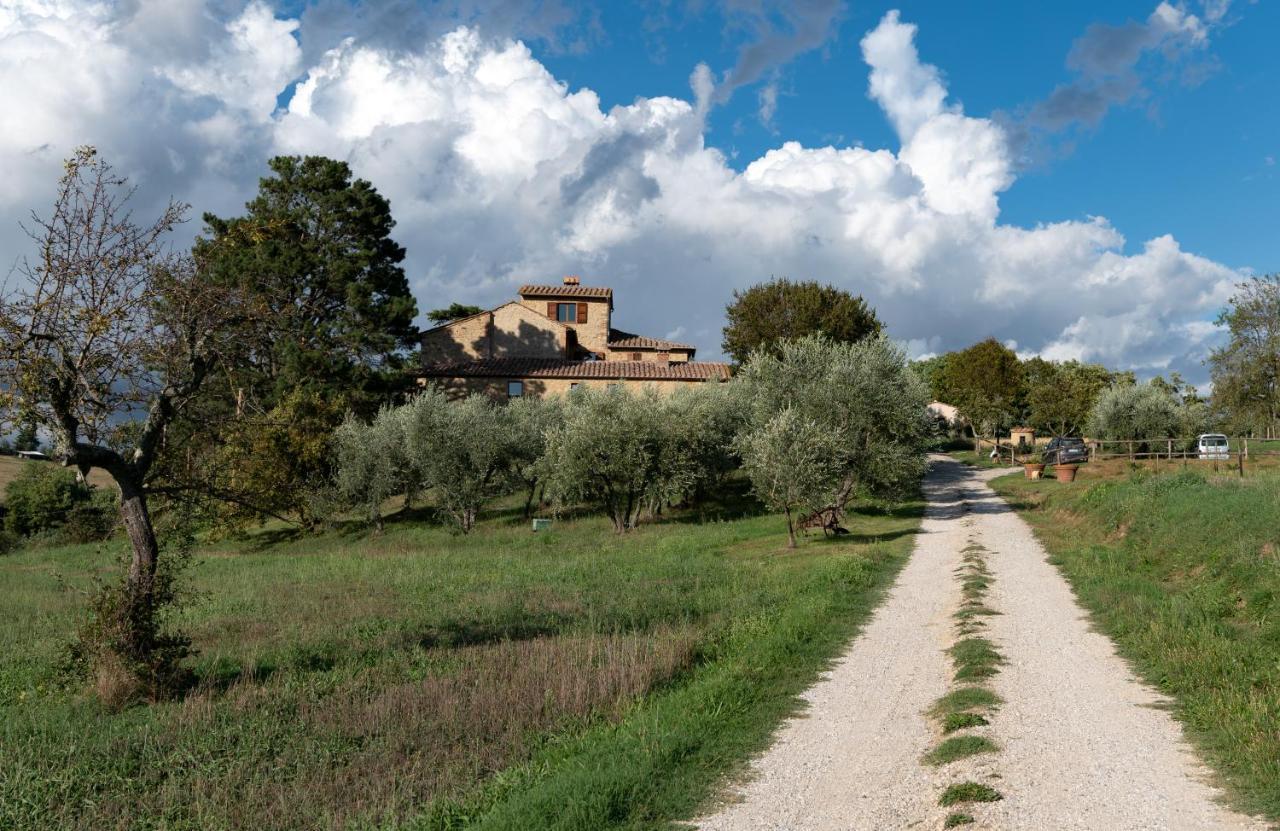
[991,467,1280,820]
[922,528,1005,821]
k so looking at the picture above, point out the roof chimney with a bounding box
[563,275,580,286]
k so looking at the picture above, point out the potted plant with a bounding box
[1056,464,1079,483]
[1022,458,1045,480]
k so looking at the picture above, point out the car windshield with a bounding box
[1060,438,1084,447]
[1202,437,1227,447]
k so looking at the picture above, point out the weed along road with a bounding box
[698,456,1268,831]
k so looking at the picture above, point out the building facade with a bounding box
[419,277,732,398]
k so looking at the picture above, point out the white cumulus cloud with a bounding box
[0,2,1245,385]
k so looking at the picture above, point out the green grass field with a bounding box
[990,467,1280,820]
[0,486,922,830]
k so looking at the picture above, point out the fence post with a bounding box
[1167,438,1172,459]
[1238,449,1245,478]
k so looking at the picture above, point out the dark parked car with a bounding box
[1043,437,1089,465]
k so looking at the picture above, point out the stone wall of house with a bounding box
[421,312,491,364]
[421,304,570,364]
[490,304,565,358]
[518,297,612,355]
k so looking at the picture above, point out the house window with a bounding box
[570,382,580,390]
[556,303,578,322]
[630,352,642,361]
[507,380,523,398]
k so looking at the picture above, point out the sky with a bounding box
[1,0,1276,387]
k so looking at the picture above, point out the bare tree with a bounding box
[0,147,241,658]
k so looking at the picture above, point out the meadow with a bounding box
[0,485,922,830]
[0,455,114,496]
[990,465,1280,820]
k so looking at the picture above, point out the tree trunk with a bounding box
[117,475,160,626]
[785,506,796,549]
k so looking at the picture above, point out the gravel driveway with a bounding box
[696,456,1268,831]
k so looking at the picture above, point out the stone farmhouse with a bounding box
[419,277,732,398]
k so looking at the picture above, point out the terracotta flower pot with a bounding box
[1023,462,1045,480]
[1056,464,1079,483]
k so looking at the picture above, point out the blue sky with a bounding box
[538,1,1277,272]
[0,0,1273,384]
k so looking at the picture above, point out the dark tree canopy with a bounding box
[175,156,421,529]
[721,278,882,364]
[427,303,485,324]
[13,418,39,452]
[938,338,1025,437]
[1024,360,1119,437]
[1210,274,1280,436]
[197,155,419,413]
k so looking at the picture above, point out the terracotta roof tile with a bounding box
[518,284,613,299]
[420,357,731,381]
[607,329,695,350]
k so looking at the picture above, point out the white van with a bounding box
[1196,433,1229,460]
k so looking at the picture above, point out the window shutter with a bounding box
[547,302,556,319]
[577,302,588,323]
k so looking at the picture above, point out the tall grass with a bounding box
[991,468,1280,820]
[0,492,921,830]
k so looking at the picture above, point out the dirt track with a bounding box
[697,456,1266,830]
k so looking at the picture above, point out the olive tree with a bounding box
[735,408,841,547]
[663,382,742,504]
[504,394,561,517]
[0,148,245,677]
[402,390,513,533]
[332,405,408,531]
[1086,382,1181,443]
[541,386,675,533]
[734,335,931,538]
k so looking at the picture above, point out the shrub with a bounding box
[3,462,90,537]
[62,489,120,544]
[64,534,195,707]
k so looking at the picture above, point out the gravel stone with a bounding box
[696,457,1267,830]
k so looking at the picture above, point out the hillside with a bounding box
[0,455,115,501]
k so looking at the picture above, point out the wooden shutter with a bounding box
[547,301,556,319]
[577,302,588,323]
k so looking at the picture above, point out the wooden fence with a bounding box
[972,436,1280,477]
